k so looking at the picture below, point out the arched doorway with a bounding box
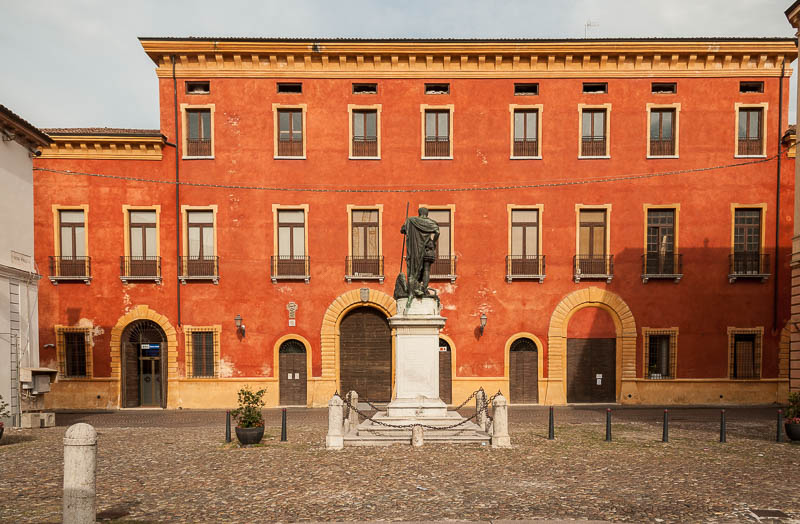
[279,339,307,406]
[438,338,452,404]
[566,307,616,403]
[509,337,538,404]
[339,307,392,402]
[121,320,167,408]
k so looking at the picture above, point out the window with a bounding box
[186,81,209,94]
[425,83,450,94]
[731,208,766,277]
[643,329,677,379]
[277,82,302,94]
[352,110,378,157]
[737,107,764,156]
[649,109,676,156]
[576,208,611,280]
[427,209,455,279]
[581,109,607,157]
[514,83,539,96]
[582,82,607,94]
[186,108,212,157]
[348,209,381,279]
[55,327,91,379]
[182,210,217,280]
[508,209,543,279]
[728,328,763,379]
[424,109,450,157]
[353,83,377,94]
[277,109,303,157]
[272,208,308,281]
[645,209,679,276]
[54,209,88,278]
[513,109,539,157]
[188,330,217,378]
[652,82,677,94]
[125,210,159,279]
[740,81,764,93]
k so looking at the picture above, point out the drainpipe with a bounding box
[774,60,785,334]
[172,54,181,327]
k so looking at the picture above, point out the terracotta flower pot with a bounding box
[235,425,264,445]
[785,423,800,441]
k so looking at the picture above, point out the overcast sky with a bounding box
[1,0,797,129]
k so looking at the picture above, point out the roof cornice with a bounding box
[0,106,52,150]
[139,38,797,79]
[40,133,165,161]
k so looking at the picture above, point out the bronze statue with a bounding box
[394,207,439,301]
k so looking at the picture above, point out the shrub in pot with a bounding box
[231,385,266,445]
[785,391,800,441]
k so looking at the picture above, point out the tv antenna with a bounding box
[585,20,599,38]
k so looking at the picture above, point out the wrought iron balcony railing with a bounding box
[728,253,770,283]
[179,256,219,284]
[271,255,310,283]
[277,139,303,157]
[352,137,378,157]
[641,253,683,283]
[506,255,545,283]
[737,138,763,156]
[345,256,384,283]
[430,255,458,283]
[49,256,91,284]
[424,136,450,157]
[649,138,675,156]
[580,137,606,157]
[186,138,212,157]
[513,139,538,157]
[120,256,161,284]
[573,255,614,283]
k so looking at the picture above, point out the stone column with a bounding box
[411,425,424,447]
[63,423,97,524]
[491,393,511,448]
[326,394,344,450]
[347,391,359,433]
[476,389,487,432]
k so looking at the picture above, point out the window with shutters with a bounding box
[642,328,678,379]
[273,104,307,159]
[728,327,762,379]
[185,326,221,378]
[55,326,92,379]
[181,105,214,158]
[735,104,767,157]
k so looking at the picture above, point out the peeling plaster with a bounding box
[218,358,234,378]
[76,318,102,346]
[260,363,273,377]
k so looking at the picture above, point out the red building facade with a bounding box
[34,38,797,409]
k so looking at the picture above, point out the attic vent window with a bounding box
[277,83,303,94]
[425,83,450,95]
[514,83,539,96]
[652,82,677,94]
[353,83,378,94]
[740,81,764,93]
[186,81,210,95]
[582,82,608,94]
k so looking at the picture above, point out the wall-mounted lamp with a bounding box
[235,314,246,338]
[479,313,488,336]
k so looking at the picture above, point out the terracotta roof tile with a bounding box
[42,127,163,137]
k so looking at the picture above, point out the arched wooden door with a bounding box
[509,337,538,404]
[339,307,392,402]
[279,339,307,406]
[439,338,452,404]
[121,320,167,408]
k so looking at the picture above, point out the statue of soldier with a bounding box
[397,207,440,299]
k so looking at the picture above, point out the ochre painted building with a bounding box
[33,37,798,409]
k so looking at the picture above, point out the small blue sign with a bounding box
[141,343,160,357]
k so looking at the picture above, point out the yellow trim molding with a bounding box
[508,104,543,159]
[345,204,384,278]
[273,334,314,406]
[727,326,764,379]
[40,134,164,161]
[54,325,93,379]
[646,102,681,158]
[420,104,454,159]
[577,103,612,158]
[641,327,679,379]
[574,203,612,258]
[272,103,308,159]
[347,104,382,159]
[734,102,768,157]
[507,203,544,257]
[180,204,219,258]
[51,204,90,257]
[180,103,216,159]
[122,204,162,259]
[271,203,310,280]
[184,325,222,378]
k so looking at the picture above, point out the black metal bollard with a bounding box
[719,409,726,443]
[225,410,231,443]
[662,409,669,443]
[281,408,288,442]
[548,406,555,440]
[605,408,612,442]
[777,409,784,443]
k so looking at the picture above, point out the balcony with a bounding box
[48,256,91,285]
[352,137,378,157]
[649,138,675,157]
[737,138,763,156]
[506,255,545,283]
[580,137,606,157]
[641,253,683,283]
[573,255,613,283]
[424,136,450,158]
[271,255,309,283]
[186,138,212,157]
[179,256,219,284]
[430,255,458,283]
[345,256,384,283]
[513,139,538,157]
[277,139,303,157]
[120,256,161,284]
[728,253,770,283]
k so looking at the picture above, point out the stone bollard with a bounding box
[491,393,511,448]
[326,394,344,450]
[411,425,424,447]
[63,423,97,524]
[348,391,359,433]
[476,389,488,432]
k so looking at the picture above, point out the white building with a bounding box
[0,105,52,426]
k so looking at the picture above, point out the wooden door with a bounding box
[567,338,615,403]
[279,340,307,405]
[439,339,452,404]
[339,307,392,402]
[509,338,538,404]
[123,342,139,407]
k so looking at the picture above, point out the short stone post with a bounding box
[63,423,97,524]
[476,389,488,432]
[348,391,359,433]
[326,394,344,450]
[491,393,511,448]
[411,425,424,447]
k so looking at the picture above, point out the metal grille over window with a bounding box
[729,330,762,379]
[191,331,215,378]
[513,110,538,157]
[424,110,450,157]
[643,330,677,379]
[581,109,606,157]
[65,332,87,377]
[737,108,763,156]
[352,110,378,157]
[186,109,212,156]
[278,109,303,157]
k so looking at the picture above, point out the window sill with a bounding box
[578,155,610,160]
[349,156,381,160]
[647,155,679,159]
[182,156,215,160]
[421,156,454,160]
[734,154,766,159]
[274,156,307,160]
[510,156,542,160]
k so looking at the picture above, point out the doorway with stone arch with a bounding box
[121,319,167,408]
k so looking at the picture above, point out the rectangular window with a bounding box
[740,81,764,93]
[275,209,307,278]
[649,109,675,156]
[186,109,212,156]
[353,83,377,94]
[646,209,676,274]
[425,83,450,94]
[509,209,542,277]
[428,209,453,278]
[352,110,378,157]
[732,208,763,275]
[185,210,215,278]
[738,108,763,156]
[64,331,87,378]
[277,82,302,94]
[127,210,158,277]
[424,110,450,157]
[513,109,539,157]
[577,209,608,276]
[514,83,539,96]
[278,109,303,157]
[582,82,607,94]
[652,82,677,94]
[350,210,381,276]
[57,210,87,277]
[729,329,762,379]
[581,109,607,157]
[191,331,215,378]
[186,81,210,94]
[643,330,677,379]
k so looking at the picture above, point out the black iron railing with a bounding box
[738,138,763,156]
[187,138,211,156]
[120,256,161,279]
[346,256,383,278]
[649,139,675,156]
[180,256,219,279]
[513,139,538,157]
[506,255,545,282]
[581,137,606,157]
[277,139,303,157]
[729,253,770,276]
[573,255,614,280]
[430,255,457,279]
[642,253,683,276]
[352,137,378,157]
[271,255,309,279]
[424,136,450,157]
[49,256,91,278]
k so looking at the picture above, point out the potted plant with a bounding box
[785,392,800,441]
[231,385,267,445]
[0,394,9,441]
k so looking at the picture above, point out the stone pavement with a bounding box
[1,405,798,523]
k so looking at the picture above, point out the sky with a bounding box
[1,0,798,129]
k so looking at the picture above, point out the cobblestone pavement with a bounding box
[1,405,799,523]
